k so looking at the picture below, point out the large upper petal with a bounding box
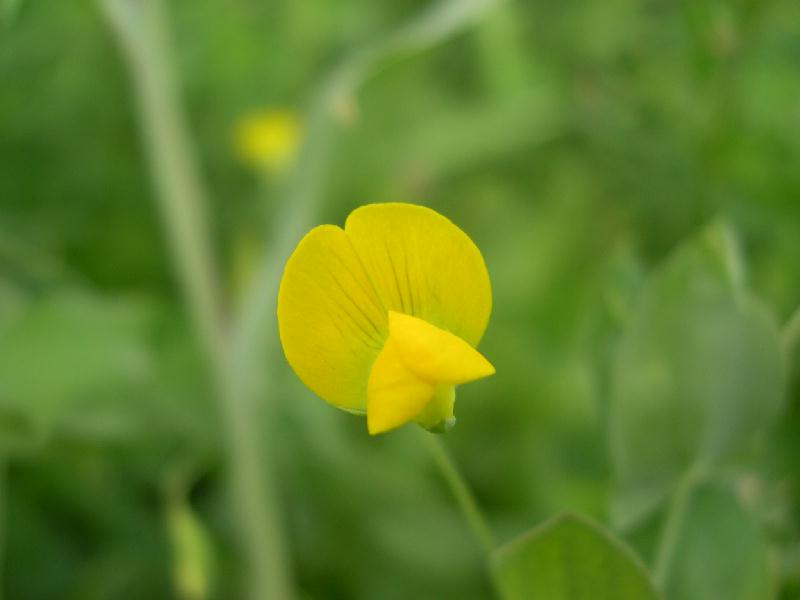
[277,224,387,411]
[344,203,492,347]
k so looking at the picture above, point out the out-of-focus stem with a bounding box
[97,1,293,599]
[422,433,496,555]
[475,2,529,97]
[783,303,800,356]
[652,465,704,591]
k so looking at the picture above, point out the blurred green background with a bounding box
[2,0,800,598]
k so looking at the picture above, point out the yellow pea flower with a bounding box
[233,108,301,173]
[277,202,495,435]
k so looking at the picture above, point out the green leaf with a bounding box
[609,223,785,528]
[665,480,776,600]
[491,513,662,600]
[0,288,153,446]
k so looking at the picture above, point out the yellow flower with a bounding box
[233,108,301,173]
[277,203,495,435]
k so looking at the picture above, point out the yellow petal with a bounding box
[366,313,495,435]
[278,202,494,429]
[344,203,492,347]
[277,225,387,411]
[367,338,435,435]
[389,311,495,384]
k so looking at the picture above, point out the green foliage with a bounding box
[492,513,661,600]
[665,480,774,600]
[2,0,800,598]
[0,288,153,449]
[610,223,785,528]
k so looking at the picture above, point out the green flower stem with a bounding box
[422,433,496,555]
[96,1,293,599]
[783,303,800,356]
[652,465,705,591]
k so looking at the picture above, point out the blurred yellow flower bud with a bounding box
[277,202,494,435]
[233,108,302,174]
[166,496,215,600]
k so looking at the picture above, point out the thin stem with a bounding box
[97,0,222,356]
[653,465,704,590]
[422,433,496,555]
[783,303,800,356]
[97,1,293,599]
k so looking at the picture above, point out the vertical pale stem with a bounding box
[475,2,529,96]
[783,303,800,356]
[653,465,703,590]
[97,1,293,599]
[422,433,496,555]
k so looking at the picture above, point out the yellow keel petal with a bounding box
[367,338,434,435]
[388,311,495,384]
[366,312,495,435]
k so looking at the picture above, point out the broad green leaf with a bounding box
[0,288,152,445]
[609,223,784,528]
[492,513,661,600]
[665,481,775,600]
